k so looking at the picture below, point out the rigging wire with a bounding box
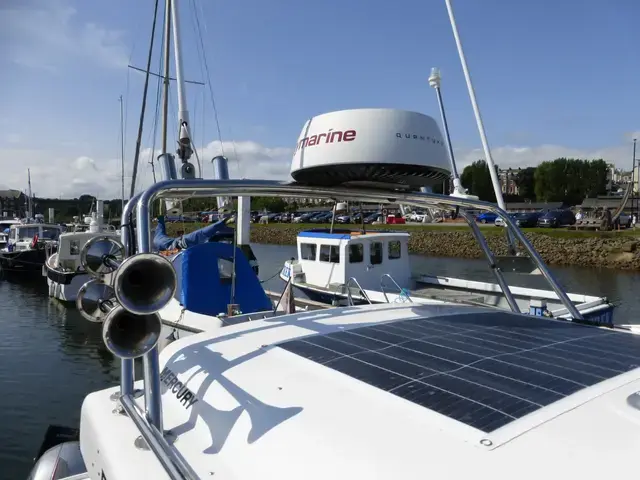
[130,0,161,197]
[190,0,243,177]
[148,9,166,185]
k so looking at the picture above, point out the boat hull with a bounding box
[283,273,618,328]
[46,268,91,302]
[0,248,49,278]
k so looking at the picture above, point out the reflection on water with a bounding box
[1,243,639,477]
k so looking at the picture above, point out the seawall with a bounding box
[246,225,640,270]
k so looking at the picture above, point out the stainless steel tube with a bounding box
[119,192,143,396]
[120,394,198,479]
[459,210,520,314]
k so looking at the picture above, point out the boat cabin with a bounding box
[55,230,120,271]
[294,229,411,291]
[6,223,62,251]
[0,219,21,249]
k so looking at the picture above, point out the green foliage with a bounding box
[515,167,536,200]
[460,160,498,202]
[534,158,608,205]
[250,196,287,212]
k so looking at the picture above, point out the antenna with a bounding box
[428,67,475,199]
[443,0,505,209]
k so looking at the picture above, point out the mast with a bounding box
[27,168,33,219]
[170,0,196,178]
[161,0,171,156]
[119,95,125,213]
[443,0,506,210]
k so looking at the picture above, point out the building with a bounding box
[498,168,519,195]
[0,189,26,218]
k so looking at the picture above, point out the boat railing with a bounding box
[380,273,413,304]
[108,179,584,478]
[345,276,372,306]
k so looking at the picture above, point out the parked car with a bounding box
[476,212,498,224]
[494,214,517,227]
[503,211,543,228]
[363,212,382,224]
[537,210,576,228]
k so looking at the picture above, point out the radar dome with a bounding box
[290,108,451,189]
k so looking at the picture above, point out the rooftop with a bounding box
[298,228,410,240]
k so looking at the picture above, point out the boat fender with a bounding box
[31,234,39,249]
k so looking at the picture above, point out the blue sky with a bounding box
[1,0,638,198]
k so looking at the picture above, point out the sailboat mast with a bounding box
[161,0,171,156]
[170,0,197,178]
[27,169,33,219]
[119,95,125,213]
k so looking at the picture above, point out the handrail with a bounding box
[120,393,198,479]
[345,277,372,306]
[123,178,583,469]
[458,209,521,314]
[380,273,413,303]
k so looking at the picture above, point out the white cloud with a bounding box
[0,0,128,71]
[0,138,635,200]
[455,143,635,171]
[0,140,295,199]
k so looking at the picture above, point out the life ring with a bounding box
[31,234,39,249]
[382,209,388,216]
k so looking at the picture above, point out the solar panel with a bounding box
[278,311,640,433]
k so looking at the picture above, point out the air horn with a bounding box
[76,235,177,359]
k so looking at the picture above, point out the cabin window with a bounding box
[218,257,234,284]
[41,227,60,240]
[349,244,363,263]
[370,242,383,265]
[69,240,80,255]
[18,227,39,241]
[319,245,340,263]
[388,240,401,260]
[300,243,317,260]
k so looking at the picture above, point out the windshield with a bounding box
[41,227,60,240]
[16,226,40,241]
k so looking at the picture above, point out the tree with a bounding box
[460,160,498,202]
[515,167,536,200]
[534,158,609,205]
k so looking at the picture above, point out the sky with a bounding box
[0,0,638,199]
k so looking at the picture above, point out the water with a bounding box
[2,244,640,478]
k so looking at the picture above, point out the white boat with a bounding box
[279,227,615,325]
[45,202,120,302]
[0,222,63,278]
[29,132,636,479]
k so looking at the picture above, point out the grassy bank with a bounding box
[162,221,640,270]
[166,221,640,239]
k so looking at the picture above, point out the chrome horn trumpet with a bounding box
[79,235,177,315]
[76,279,162,358]
[102,304,163,359]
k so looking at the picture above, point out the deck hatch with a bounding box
[278,312,640,433]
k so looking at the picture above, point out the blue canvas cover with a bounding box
[153,215,233,251]
[179,242,272,316]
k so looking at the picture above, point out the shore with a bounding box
[167,222,640,270]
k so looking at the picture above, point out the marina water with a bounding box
[2,244,640,478]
